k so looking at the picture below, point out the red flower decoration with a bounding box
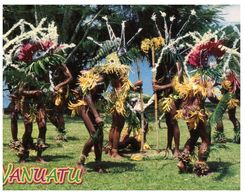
[187,40,225,68]
[40,41,55,51]
[17,43,38,63]
[17,40,55,63]
[226,71,240,92]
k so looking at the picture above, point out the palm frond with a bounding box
[27,54,64,76]
[206,92,233,133]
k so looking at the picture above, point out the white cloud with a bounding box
[222,5,240,23]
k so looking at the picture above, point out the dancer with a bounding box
[118,96,150,152]
[86,17,143,159]
[69,53,141,170]
[3,18,74,162]
[69,70,106,172]
[176,32,239,175]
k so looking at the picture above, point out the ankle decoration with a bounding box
[35,138,49,152]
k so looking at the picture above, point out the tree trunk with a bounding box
[34,5,39,26]
[61,6,73,43]
[70,15,84,44]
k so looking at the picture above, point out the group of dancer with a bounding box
[3,11,240,176]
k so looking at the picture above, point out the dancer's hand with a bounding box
[71,89,80,99]
[152,83,163,92]
[134,80,143,87]
[54,85,60,92]
[34,90,43,96]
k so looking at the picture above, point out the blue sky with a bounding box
[129,58,153,95]
[221,5,240,23]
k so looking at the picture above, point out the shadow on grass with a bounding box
[27,154,73,162]
[3,143,10,148]
[86,161,140,173]
[66,136,81,141]
[46,135,81,141]
[44,154,74,162]
[208,161,239,181]
[225,138,240,144]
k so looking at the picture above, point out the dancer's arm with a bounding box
[21,89,43,97]
[131,80,143,92]
[152,82,172,92]
[54,64,72,92]
[176,60,183,83]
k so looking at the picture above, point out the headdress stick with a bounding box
[136,59,145,152]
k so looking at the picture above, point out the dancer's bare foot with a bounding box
[177,161,187,172]
[156,149,161,153]
[94,165,107,173]
[173,149,180,158]
[110,149,122,160]
[103,146,111,154]
[95,116,103,125]
[76,162,87,174]
[111,153,122,160]
[36,157,47,164]
[19,158,26,163]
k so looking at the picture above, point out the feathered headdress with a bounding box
[3,18,75,71]
[86,17,142,65]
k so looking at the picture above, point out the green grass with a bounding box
[2,108,240,190]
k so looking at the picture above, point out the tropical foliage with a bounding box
[3,5,227,90]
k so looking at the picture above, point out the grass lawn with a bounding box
[2,107,240,190]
